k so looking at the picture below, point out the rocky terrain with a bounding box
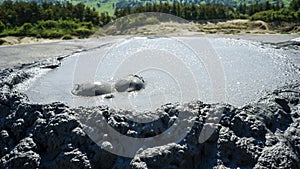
[0,46,299,169]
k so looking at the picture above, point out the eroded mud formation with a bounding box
[71,75,145,97]
[114,75,145,92]
[0,58,299,169]
[273,40,300,50]
[71,82,114,97]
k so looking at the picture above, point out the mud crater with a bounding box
[0,37,299,168]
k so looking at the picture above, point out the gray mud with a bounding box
[0,37,300,169]
[0,37,122,69]
[21,37,300,112]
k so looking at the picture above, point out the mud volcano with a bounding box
[0,37,299,168]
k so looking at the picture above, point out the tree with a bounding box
[238,3,247,14]
[0,21,5,33]
[265,1,271,10]
[74,3,85,22]
[290,0,300,11]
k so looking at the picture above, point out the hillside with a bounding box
[0,0,293,15]
[49,0,295,16]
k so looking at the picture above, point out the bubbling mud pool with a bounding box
[21,36,300,113]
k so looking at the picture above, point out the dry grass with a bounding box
[94,19,300,36]
[195,19,272,34]
[0,36,66,46]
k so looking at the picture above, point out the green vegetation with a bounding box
[114,0,299,22]
[0,0,293,17]
[67,0,118,16]
[0,0,299,38]
[249,0,300,22]
[251,8,300,22]
[115,3,237,20]
[0,20,95,38]
[0,0,111,38]
[48,0,294,17]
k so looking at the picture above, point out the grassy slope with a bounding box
[65,0,118,15]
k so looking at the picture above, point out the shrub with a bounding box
[59,20,78,30]
[73,28,94,38]
[38,20,58,29]
[80,22,93,29]
[0,28,19,36]
[19,23,33,35]
[251,9,297,22]
[40,30,65,38]
[0,19,96,39]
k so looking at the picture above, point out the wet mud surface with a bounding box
[0,36,299,168]
[22,37,300,110]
